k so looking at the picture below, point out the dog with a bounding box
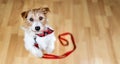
[21,7,56,57]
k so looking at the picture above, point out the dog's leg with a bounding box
[24,35,43,57]
[46,42,55,54]
[30,46,43,57]
[46,34,56,54]
[25,43,43,57]
[36,37,47,51]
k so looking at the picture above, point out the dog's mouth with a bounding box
[32,30,43,34]
[31,26,47,34]
[32,27,47,34]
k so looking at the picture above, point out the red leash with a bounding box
[42,32,76,59]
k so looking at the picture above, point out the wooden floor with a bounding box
[0,0,120,64]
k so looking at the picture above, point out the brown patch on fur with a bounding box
[21,11,29,19]
[41,7,50,14]
[21,7,50,30]
[30,7,50,15]
[21,7,50,19]
[43,19,47,26]
[22,21,32,30]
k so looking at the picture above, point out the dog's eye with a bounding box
[29,18,34,22]
[39,16,43,20]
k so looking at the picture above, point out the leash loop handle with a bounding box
[42,32,76,59]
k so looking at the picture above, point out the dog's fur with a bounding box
[21,7,56,57]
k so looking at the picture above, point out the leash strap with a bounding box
[42,32,76,59]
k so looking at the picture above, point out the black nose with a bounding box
[35,26,40,31]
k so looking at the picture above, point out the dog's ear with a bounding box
[21,11,28,19]
[42,7,50,14]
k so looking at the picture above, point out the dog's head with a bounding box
[21,7,50,34]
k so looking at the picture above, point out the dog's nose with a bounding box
[35,26,40,31]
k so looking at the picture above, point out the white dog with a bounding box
[21,7,56,57]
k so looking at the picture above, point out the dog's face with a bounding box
[21,7,50,34]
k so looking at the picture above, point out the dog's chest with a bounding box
[36,36,48,44]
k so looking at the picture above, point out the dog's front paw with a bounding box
[31,48,43,57]
[34,52,43,58]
